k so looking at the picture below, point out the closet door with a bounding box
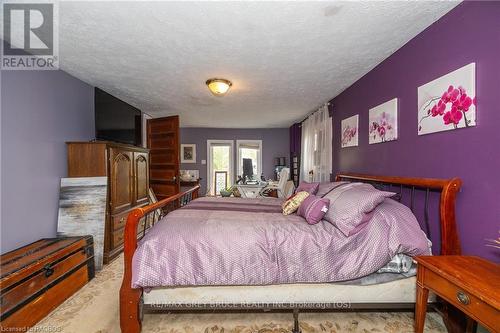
[134,152,149,206]
[109,147,134,214]
[147,116,180,200]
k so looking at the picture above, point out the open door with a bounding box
[147,115,180,200]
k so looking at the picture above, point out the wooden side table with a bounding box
[414,256,500,333]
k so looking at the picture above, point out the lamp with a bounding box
[206,78,232,96]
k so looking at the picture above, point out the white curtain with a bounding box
[300,104,332,183]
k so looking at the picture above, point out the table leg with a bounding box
[466,317,477,333]
[415,283,429,333]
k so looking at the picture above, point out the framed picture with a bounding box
[369,98,398,144]
[180,144,196,163]
[341,115,359,148]
[418,63,476,135]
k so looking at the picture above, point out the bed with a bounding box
[120,173,462,333]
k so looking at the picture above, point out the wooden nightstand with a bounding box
[414,256,500,333]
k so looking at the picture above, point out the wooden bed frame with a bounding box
[120,173,462,333]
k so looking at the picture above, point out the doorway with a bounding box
[207,140,234,196]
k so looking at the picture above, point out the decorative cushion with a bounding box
[295,182,320,195]
[231,187,241,197]
[297,195,330,225]
[282,191,310,215]
[315,181,348,198]
[323,182,395,236]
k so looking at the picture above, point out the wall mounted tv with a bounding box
[95,88,142,146]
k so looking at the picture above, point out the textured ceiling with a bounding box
[58,1,460,128]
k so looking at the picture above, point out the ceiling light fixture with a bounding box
[206,78,232,96]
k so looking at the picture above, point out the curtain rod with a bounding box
[299,102,331,125]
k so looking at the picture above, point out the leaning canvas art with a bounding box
[341,115,359,148]
[418,63,476,135]
[369,98,398,144]
[57,177,107,270]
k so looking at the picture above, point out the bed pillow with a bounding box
[297,195,330,225]
[324,183,395,236]
[315,181,348,198]
[282,191,310,215]
[295,182,320,195]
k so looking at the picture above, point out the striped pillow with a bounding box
[315,181,348,197]
[297,195,330,225]
[323,182,395,236]
[282,191,310,215]
[295,182,320,195]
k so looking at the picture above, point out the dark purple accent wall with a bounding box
[330,1,500,261]
[180,128,289,194]
[1,70,95,254]
[289,123,301,155]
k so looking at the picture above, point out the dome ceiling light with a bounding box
[206,78,232,96]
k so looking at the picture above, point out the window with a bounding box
[300,105,332,182]
[236,140,262,181]
[207,140,234,196]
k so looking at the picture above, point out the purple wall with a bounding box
[330,1,500,261]
[1,70,95,254]
[289,123,301,156]
[180,128,289,194]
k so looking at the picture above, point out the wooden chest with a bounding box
[0,236,95,330]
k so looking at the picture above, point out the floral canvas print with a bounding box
[341,115,358,148]
[418,63,476,135]
[369,98,398,144]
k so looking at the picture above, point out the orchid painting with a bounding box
[341,115,358,148]
[369,98,398,144]
[418,63,476,135]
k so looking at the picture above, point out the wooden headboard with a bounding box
[335,173,462,255]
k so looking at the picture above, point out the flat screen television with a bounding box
[95,88,142,146]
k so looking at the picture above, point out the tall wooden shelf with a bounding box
[147,116,180,200]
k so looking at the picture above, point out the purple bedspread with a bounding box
[131,197,430,288]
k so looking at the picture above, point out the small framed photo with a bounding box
[180,144,196,163]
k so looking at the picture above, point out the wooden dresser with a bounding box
[67,142,149,263]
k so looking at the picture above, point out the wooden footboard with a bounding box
[119,186,199,333]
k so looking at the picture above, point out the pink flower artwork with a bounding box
[369,98,398,144]
[418,63,476,135]
[341,115,359,148]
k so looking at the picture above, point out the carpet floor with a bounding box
[37,256,447,333]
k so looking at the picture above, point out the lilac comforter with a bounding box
[131,197,429,288]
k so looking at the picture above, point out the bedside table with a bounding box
[414,256,500,333]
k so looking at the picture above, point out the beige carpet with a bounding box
[37,256,446,333]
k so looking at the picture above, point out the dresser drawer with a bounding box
[424,269,500,331]
[112,212,128,231]
[111,229,125,248]
[112,217,147,249]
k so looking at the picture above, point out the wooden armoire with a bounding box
[66,142,149,263]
